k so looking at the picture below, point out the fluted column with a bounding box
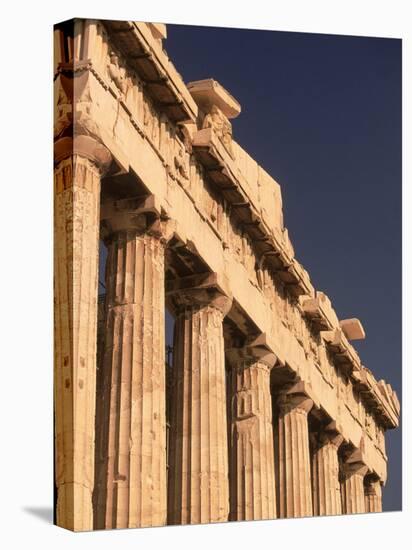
[364,478,383,513]
[340,456,368,515]
[94,200,167,529]
[227,336,277,521]
[311,423,343,516]
[167,275,232,525]
[54,135,111,531]
[276,389,314,518]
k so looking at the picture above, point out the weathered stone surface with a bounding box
[59,19,398,443]
[167,284,232,525]
[53,19,400,530]
[54,141,111,531]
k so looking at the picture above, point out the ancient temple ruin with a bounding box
[53,19,400,531]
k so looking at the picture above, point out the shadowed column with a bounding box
[340,450,368,515]
[167,274,232,525]
[276,386,314,518]
[364,477,383,513]
[311,422,343,516]
[94,197,167,529]
[227,335,277,521]
[54,135,111,531]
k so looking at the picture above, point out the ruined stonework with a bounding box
[53,19,400,531]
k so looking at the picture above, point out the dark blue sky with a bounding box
[164,24,402,511]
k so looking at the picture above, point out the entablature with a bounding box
[103,20,198,123]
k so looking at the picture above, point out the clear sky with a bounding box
[163,23,402,512]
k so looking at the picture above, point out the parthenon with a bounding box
[53,19,400,531]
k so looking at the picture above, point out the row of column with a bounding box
[54,138,382,531]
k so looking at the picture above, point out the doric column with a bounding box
[364,477,383,513]
[94,197,168,529]
[227,335,277,521]
[54,135,112,531]
[276,385,314,518]
[167,274,232,525]
[311,422,343,516]
[340,451,368,515]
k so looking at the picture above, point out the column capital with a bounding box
[341,459,369,479]
[313,421,344,450]
[364,478,382,496]
[226,333,277,370]
[277,381,314,415]
[100,194,168,241]
[364,475,383,513]
[341,444,369,479]
[166,272,233,316]
[54,135,112,173]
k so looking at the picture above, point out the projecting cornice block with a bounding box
[188,78,241,119]
[340,318,366,340]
